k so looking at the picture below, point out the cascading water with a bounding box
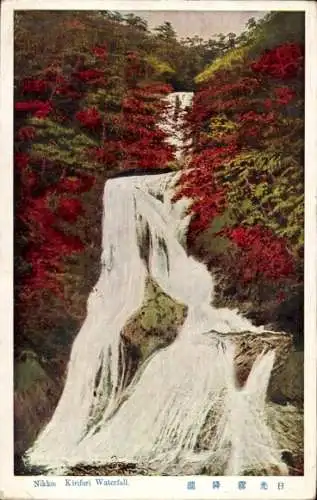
[160,91,194,160]
[26,93,287,475]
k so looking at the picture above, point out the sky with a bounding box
[123,11,268,40]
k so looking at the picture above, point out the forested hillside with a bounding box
[177,12,304,340]
[14,10,304,461]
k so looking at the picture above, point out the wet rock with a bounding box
[268,350,303,407]
[118,337,142,389]
[215,330,303,407]
[14,350,64,456]
[66,462,155,476]
[14,455,48,476]
[267,401,304,475]
[207,330,293,389]
[121,277,187,364]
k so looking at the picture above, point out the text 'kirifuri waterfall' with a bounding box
[26,93,286,475]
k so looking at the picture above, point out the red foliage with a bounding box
[17,126,36,141]
[34,101,53,119]
[23,223,84,297]
[276,290,286,303]
[56,197,84,222]
[126,113,157,127]
[55,84,81,99]
[176,40,303,287]
[22,78,49,94]
[123,123,167,142]
[15,157,90,297]
[251,43,304,80]
[15,152,29,171]
[15,43,175,303]
[122,97,147,114]
[48,229,84,253]
[75,107,102,128]
[86,84,175,169]
[18,188,85,297]
[210,77,261,98]
[126,51,139,61]
[15,100,52,117]
[237,110,277,124]
[174,145,234,237]
[274,86,297,105]
[225,226,295,282]
[92,46,108,59]
[73,69,105,82]
[134,83,173,96]
[264,98,273,110]
[23,170,38,191]
[57,175,95,193]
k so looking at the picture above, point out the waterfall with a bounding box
[26,93,286,475]
[160,91,193,160]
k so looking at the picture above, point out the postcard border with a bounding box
[1,1,316,499]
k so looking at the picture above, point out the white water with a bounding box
[26,93,286,475]
[161,91,193,160]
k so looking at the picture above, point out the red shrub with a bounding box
[57,175,95,193]
[56,197,84,222]
[23,170,38,191]
[274,86,297,105]
[75,107,102,128]
[55,84,81,99]
[17,126,36,141]
[73,69,105,82]
[15,100,52,116]
[226,226,295,281]
[22,79,48,94]
[251,43,304,80]
[92,46,108,59]
[15,153,29,171]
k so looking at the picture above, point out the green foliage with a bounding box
[192,211,236,257]
[246,12,305,57]
[31,124,100,170]
[216,151,304,255]
[154,22,177,41]
[196,46,249,83]
[85,89,123,110]
[209,114,238,138]
[144,55,175,76]
[196,12,305,83]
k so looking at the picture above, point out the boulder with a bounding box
[120,277,187,385]
[269,350,304,406]
[217,330,293,389]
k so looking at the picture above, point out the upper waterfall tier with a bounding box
[160,91,194,160]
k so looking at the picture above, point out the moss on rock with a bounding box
[121,277,187,363]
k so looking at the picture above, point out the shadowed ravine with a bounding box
[24,93,302,476]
